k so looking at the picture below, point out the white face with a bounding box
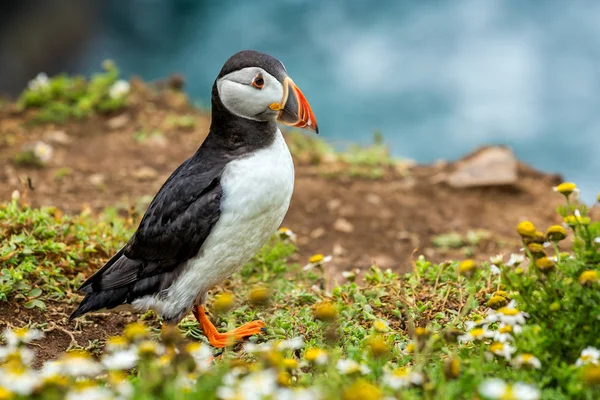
[217,67,284,121]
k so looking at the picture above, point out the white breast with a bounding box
[132,129,294,321]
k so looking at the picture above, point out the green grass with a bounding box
[18,60,129,124]
[286,131,405,179]
[1,186,600,399]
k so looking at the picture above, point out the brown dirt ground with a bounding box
[1,80,597,361]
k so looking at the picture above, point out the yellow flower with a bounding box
[553,182,578,196]
[366,336,389,357]
[546,225,567,241]
[282,358,299,370]
[105,335,129,351]
[342,380,382,400]
[248,286,270,306]
[597,193,600,203]
[489,342,516,359]
[399,341,417,354]
[458,259,477,277]
[582,365,600,385]
[0,387,12,400]
[214,292,235,314]
[531,231,546,244]
[123,322,148,341]
[487,295,508,309]
[277,371,292,387]
[414,327,428,336]
[517,221,537,238]
[527,243,546,258]
[494,290,511,299]
[564,214,591,226]
[278,227,296,242]
[309,254,325,263]
[535,257,555,273]
[314,302,337,321]
[549,301,561,312]
[444,357,460,379]
[138,341,161,356]
[373,320,390,333]
[458,327,489,342]
[512,353,541,369]
[304,348,328,365]
[579,270,599,286]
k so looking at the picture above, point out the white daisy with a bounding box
[101,348,138,370]
[3,328,43,348]
[277,388,322,400]
[33,141,53,163]
[0,346,35,366]
[489,342,516,360]
[576,346,600,367]
[0,367,39,395]
[486,301,528,326]
[109,80,130,99]
[278,227,297,242]
[490,264,501,275]
[382,367,424,389]
[490,254,504,265]
[512,354,541,369]
[479,379,539,400]
[506,254,525,267]
[458,326,491,342]
[492,324,520,343]
[336,359,371,375]
[277,336,305,351]
[303,254,333,271]
[28,72,50,91]
[66,386,113,400]
[59,352,103,377]
[243,342,273,354]
[237,370,278,399]
[186,342,213,372]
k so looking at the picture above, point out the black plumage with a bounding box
[70,50,286,321]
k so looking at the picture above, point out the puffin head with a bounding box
[214,50,318,133]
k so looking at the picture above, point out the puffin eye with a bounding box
[251,74,265,89]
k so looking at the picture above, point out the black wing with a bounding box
[70,155,225,320]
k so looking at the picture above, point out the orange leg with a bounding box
[193,305,265,348]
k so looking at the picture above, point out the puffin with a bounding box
[70,50,318,348]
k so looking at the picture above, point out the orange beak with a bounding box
[273,77,318,133]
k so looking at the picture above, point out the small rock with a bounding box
[327,199,341,212]
[132,166,158,180]
[310,227,326,239]
[44,130,72,145]
[88,173,105,186]
[373,255,396,269]
[107,114,130,130]
[333,218,354,233]
[333,243,346,256]
[366,194,381,205]
[447,146,517,188]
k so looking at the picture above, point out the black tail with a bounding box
[69,288,128,321]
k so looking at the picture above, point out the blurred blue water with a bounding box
[75,0,600,202]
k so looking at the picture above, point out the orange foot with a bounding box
[193,305,266,348]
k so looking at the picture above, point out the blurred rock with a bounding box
[333,218,354,233]
[44,130,72,145]
[366,194,381,205]
[132,166,158,180]
[107,114,130,130]
[447,146,517,188]
[310,227,326,239]
[333,243,346,256]
[88,173,105,186]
